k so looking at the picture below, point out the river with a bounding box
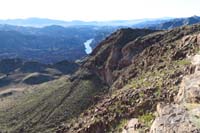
[84,39,93,54]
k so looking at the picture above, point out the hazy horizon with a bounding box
[0,16,175,22]
[0,0,199,21]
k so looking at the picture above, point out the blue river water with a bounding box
[84,39,93,54]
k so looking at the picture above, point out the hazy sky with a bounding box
[0,0,199,21]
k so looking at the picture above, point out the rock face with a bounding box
[150,52,200,133]
[84,28,156,85]
[176,72,200,103]
[151,104,199,133]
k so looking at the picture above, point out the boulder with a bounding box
[176,71,200,104]
[122,118,142,133]
[150,104,198,133]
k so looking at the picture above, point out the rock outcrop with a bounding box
[150,51,200,133]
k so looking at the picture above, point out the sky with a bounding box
[0,0,199,21]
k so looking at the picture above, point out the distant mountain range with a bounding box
[0,17,173,27]
[0,16,199,29]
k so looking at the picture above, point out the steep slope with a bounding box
[84,28,156,85]
[83,25,200,89]
[0,72,106,133]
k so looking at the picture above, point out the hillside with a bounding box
[0,58,78,88]
[1,24,200,133]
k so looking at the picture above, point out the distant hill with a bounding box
[148,15,200,30]
[0,18,69,27]
[0,58,79,87]
[0,25,115,63]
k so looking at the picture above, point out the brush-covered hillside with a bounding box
[1,24,200,133]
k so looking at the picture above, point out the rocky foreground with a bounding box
[124,51,200,133]
[150,52,200,133]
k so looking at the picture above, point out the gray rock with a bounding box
[151,52,200,133]
[150,104,199,133]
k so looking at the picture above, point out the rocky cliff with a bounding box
[83,28,156,85]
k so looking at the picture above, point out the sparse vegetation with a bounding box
[0,72,107,132]
[109,119,128,133]
[139,113,155,127]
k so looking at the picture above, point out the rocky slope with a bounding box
[83,28,156,85]
[58,24,200,133]
[150,52,200,133]
[1,24,200,133]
